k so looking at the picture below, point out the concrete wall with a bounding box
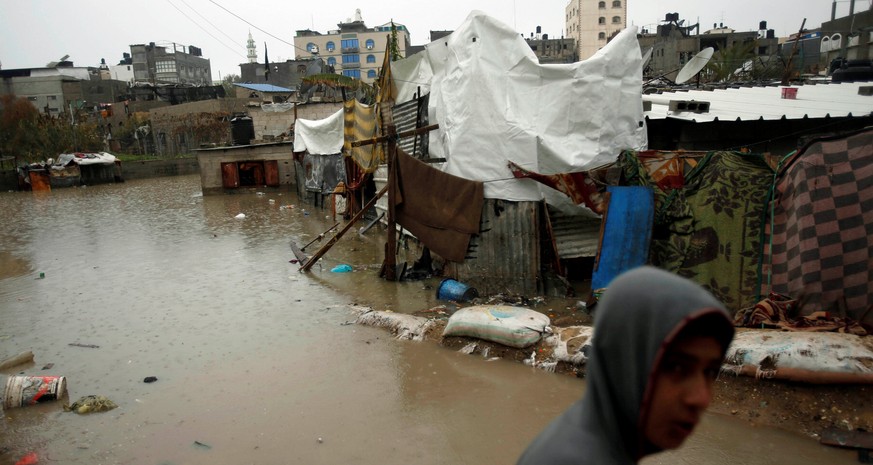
[122,158,200,180]
[196,142,296,194]
[250,101,344,142]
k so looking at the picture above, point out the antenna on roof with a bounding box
[675,47,713,84]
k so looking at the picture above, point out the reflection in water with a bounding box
[0,176,856,465]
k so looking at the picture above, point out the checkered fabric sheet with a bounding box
[764,128,873,323]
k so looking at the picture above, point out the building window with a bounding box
[27,96,37,101]
[365,39,375,49]
[327,57,336,66]
[598,17,606,25]
[341,38,359,50]
[366,54,376,63]
[156,60,176,73]
[307,42,317,53]
[612,0,621,7]
[342,54,360,64]
[326,41,335,52]
[599,32,606,40]
[367,69,377,78]
[343,69,361,79]
[598,1,605,8]
[612,16,621,23]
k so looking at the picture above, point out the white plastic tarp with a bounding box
[55,152,117,166]
[393,11,648,202]
[293,109,344,155]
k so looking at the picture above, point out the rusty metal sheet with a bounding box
[547,206,601,259]
[220,162,239,188]
[264,160,279,187]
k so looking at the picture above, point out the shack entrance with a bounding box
[221,160,279,188]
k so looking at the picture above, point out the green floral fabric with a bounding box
[619,151,773,312]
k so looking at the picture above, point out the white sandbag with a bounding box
[544,326,594,365]
[442,305,550,349]
[724,330,873,375]
[352,307,434,342]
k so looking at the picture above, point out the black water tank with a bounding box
[231,116,254,146]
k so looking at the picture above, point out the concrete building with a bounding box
[637,14,778,79]
[565,0,627,61]
[109,53,135,84]
[129,42,212,85]
[0,62,128,118]
[293,9,410,83]
[524,28,578,64]
[818,5,873,72]
[196,142,296,195]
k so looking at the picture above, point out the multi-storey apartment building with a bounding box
[565,0,628,61]
[129,42,212,85]
[293,9,410,83]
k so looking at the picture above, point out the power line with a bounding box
[207,0,309,55]
[165,0,246,59]
[178,0,243,48]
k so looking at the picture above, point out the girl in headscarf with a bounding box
[518,266,735,464]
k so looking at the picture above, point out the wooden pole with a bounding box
[300,184,388,272]
[383,124,398,281]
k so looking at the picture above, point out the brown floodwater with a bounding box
[0,175,856,464]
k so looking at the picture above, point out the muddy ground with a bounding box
[402,297,873,443]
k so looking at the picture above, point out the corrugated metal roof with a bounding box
[644,81,873,123]
[548,207,601,259]
[233,83,295,92]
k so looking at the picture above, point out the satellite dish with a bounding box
[641,47,653,69]
[675,47,714,84]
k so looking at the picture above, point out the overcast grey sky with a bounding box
[0,0,858,80]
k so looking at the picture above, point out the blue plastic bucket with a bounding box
[436,278,479,302]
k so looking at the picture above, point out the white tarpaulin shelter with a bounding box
[293,109,344,155]
[394,11,648,202]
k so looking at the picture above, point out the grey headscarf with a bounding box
[517,266,734,465]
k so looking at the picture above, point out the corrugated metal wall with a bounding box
[392,96,429,159]
[547,206,601,259]
[451,199,541,296]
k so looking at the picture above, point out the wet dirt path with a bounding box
[0,176,857,464]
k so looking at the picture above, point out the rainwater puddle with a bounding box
[0,175,856,464]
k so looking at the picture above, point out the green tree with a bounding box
[222,74,241,97]
[704,41,757,83]
[0,94,103,163]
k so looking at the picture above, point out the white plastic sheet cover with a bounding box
[293,109,344,155]
[262,103,295,113]
[394,11,647,202]
[55,152,117,166]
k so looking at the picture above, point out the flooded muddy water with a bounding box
[0,176,856,464]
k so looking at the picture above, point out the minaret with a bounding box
[246,31,257,63]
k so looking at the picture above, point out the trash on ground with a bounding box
[41,363,54,370]
[68,343,100,349]
[234,213,246,219]
[64,395,118,414]
[143,376,158,383]
[442,305,551,349]
[331,264,353,273]
[4,375,67,409]
[0,351,34,370]
[14,452,38,465]
[36,272,45,279]
[193,441,212,450]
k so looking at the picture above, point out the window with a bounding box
[327,57,336,66]
[342,54,360,64]
[366,54,376,63]
[598,17,605,25]
[48,95,57,100]
[367,69,377,78]
[27,96,37,101]
[307,42,317,53]
[156,60,176,73]
[326,41,335,52]
[612,16,621,23]
[612,0,621,7]
[599,32,606,40]
[598,1,605,8]
[365,39,375,49]
[343,69,361,79]
[341,38,359,50]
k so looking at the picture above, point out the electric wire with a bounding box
[165,0,246,59]
[178,0,244,48]
[207,0,310,55]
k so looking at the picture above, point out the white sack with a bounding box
[442,305,551,349]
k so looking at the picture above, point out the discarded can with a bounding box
[3,375,67,409]
[436,278,479,302]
